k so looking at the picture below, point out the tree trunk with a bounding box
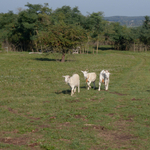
[41,45,43,53]
[93,48,94,54]
[61,53,65,62]
[145,45,147,52]
[35,42,38,52]
[96,41,99,54]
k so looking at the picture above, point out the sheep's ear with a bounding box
[62,76,65,78]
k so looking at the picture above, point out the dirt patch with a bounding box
[39,124,51,128]
[131,98,143,101]
[66,99,80,103]
[107,113,115,117]
[74,115,87,121]
[115,105,126,109]
[28,142,39,147]
[83,124,105,131]
[0,136,29,146]
[56,122,76,129]
[60,138,71,143]
[43,101,50,103]
[97,130,136,149]
[8,107,18,114]
[109,92,128,96]
[126,115,134,122]
[0,136,41,149]
[0,131,43,149]
[91,120,137,149]
[5,106,41,122]
[0,130,19,136]
[90,98,97,102]
[77,107,87,110]
[29,117,41,120]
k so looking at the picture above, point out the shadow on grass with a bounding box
[55,89,71,95]
[93,46,114,51]
[55,86,98,95]
[34,58,60,62]
[34,58,76,62]
[80,85,98,90]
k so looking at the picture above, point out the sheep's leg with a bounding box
[78,80,80,93]
[93,81,96,89]
[71,86,74,96]
[71,89,73,96]
[98,81,101,91]
[87,81,91,90]
[105,83,109,91]
[74,87,76,93]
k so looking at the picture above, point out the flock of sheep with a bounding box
[63,70,110,96]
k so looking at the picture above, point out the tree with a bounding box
[15,3,52,51]
[109,22,134,50]
[130,27,140,52]
[52,6,84,25]
[0,11,17,43]
[140,16,150,50]
[83,12,105,53]
[38,23,87,62]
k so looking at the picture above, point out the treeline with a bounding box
[0,3,150,61]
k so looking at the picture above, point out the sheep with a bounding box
[98,70,110,91]
[81,70,96,90]
[62,74,80,96]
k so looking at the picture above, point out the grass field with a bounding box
[0,50,150,150]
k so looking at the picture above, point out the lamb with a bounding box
[62,74,80,96]
[81,70,96,90]
[98,70,110,91]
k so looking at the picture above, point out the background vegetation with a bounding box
[0,3,150,61]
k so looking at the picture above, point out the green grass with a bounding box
[0,50,150,150]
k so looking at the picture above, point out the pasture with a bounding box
[0,50,150,150]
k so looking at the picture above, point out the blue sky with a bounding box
[0,0,150,17]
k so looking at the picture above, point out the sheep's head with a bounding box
[62,75,70,84]
[105,70,110,80]
[81,70,88,78]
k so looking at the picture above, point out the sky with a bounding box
[0,0,150,17]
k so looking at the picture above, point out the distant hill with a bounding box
[104,16,149,27]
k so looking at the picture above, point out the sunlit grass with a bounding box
[0,51,150,149]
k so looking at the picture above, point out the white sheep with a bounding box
[98,70,110,91]
[81,70,96,90]
[63,74,80,96]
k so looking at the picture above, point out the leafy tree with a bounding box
[0,11,17,43]
[140,16,150,49]
[104,22,115,45]
[84,12,105,53]
[110,23,134,50]
[130,27,140,51]
[15,3,52,51]
[38,23,87,62]
[52,6,84,25]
